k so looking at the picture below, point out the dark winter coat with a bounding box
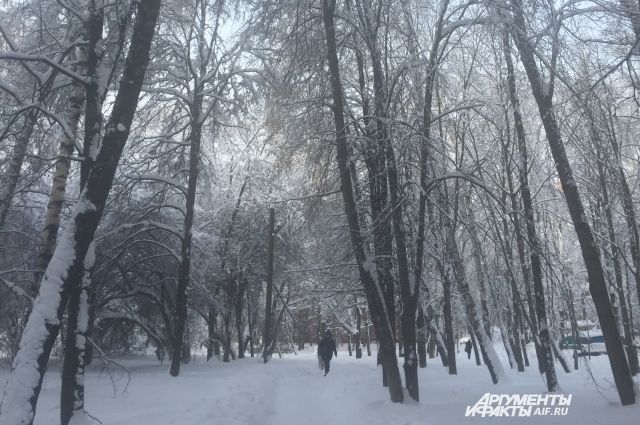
[318,336,337,360]
[464,339,472,354]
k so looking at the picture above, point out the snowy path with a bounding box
[266,355,378,425]
[1,345,639,424]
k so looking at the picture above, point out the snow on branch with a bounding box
[0,81,23,103]
[0,277,34,302]
[0,52,88,85]
[129,174,188,195]
[423,172,504,207]
[0,24,44,84]
[116,220,184,240]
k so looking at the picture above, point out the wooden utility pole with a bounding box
[263,207,275,363]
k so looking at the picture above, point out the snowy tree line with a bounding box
[2,0,640,422]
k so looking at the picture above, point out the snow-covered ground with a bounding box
[1,344,639,424]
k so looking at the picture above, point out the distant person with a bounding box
[318,330,338,376]
[155,346,165,364]
[465,339,472,359]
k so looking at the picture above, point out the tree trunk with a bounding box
[247,294,255,358]
[593,131,639,375]
[494,140,526,373]
[364,308,372,356]
[263,208,275,363]
[466,206,492,339]
[500,30,547,376]
[0,2,161,421]
[385,126,419,400]
[605,105,640,341]
[321,0,402,402]
[223,313,232,362]
[417,306,427,368]
[0,111,37,230]
[235,276,248,359]
[169,86,204,377]
[502,28,557,389]
[410,0,451,391]
[60,243,94,425]
[59,14,105,421]
[207,308,217,361]
[509,0,635,404]
[442,264,456,375]
[182,321,192,364]
[446,229,504,384]
[355,307,362,358]
[35,79,84,289]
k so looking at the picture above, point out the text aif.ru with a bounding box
[465,393,572,417]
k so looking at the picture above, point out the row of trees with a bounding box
[0,1,368,423]
[2,0,640,422]
[267,0,640,405]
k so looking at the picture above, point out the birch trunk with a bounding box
[35,78,85,288]
[0,2,162,422]
[0,111,37,230]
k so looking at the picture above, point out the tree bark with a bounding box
[0,1,161,421]
[502,28,556,388]
[446,228,504,384]
[605,105,640,333]
[592,129,639,375]
[60,243,94,425]
[207,308,218,361]
[466,206,492,339]
[441,262,457,375]
[35,74,85,291]
[321,0,402,402]
[263,208,275,363]
[0,112,36,230]
[417,306,427,368]
[355,306,362,358]
[60,11,104,421]
[509,0,635,404]
[386,131,419,399]
[235,275,248,359]
[169,85,204,377]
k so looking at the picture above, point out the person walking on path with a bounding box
[464,338,472,360]
[318,330,338,376]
